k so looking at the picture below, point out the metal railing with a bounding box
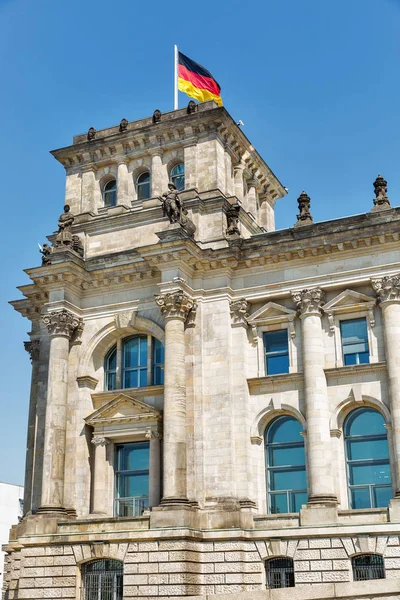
[114,496,148,517]
[266,558,295,589]
[352,554,385,581]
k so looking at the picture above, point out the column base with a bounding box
[308,494,338,504]
[150,502,197,528]
[159,496,190,507]
[300,501,338,526]
[37,505,68,515]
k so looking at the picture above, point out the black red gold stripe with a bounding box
[178,51,222,106]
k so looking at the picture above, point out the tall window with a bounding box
[136,172,150,200]
[266,558,295,589]
[104,335,164,391]
[352,554,385,581]
[265,416,307,514]
[264,330,289,375]
[344,408,392,509]
[115,442,149,517]
[82,559,123,600]
[103,179,117,207]
[340,318,369,365]
[170,163,184,190]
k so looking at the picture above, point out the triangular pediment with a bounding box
[248,301,296,325]
[323,290,376,313]
[85,393,160,426]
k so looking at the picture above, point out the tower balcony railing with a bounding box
[114,496,149,517]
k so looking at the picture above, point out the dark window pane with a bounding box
[124,370,138,389]
[271,468,306,491]
[293,491,308,512]
[170,163,185,190]
[265,330,288,353]
[266,354,290,375]
[374,486,392,508]
[107,372,116,391]
[340,318,369,365]
[269,445,306,467]
[347,438,389,461]
[270,493,288,514]
[268,417,303,444]
[153,365,164,385]
[139,368,148,387]
[350,463,391,486]
[345,409,386,437]
[118,474,149,498]
[351,487,371,509]
[124,337,139,368]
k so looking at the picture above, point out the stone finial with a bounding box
[294,191,313,227]
[42,309,83,339]
[372,174,391,211]
[153,109,161,124]
[226,205,240,237]
[372,275,400,303]
[155,290,196,322]
[292,288,325,316]
[24,340,40,363]
[187,100,197,114]
[119,118,128,133]
[87,127,96,141]
[230,299,251,325]
[91,436,110,447]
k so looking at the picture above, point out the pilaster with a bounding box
[22,340,40,515]
[91,436,110,515]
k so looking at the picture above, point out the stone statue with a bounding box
[372,174,390,210]
[55,205,74,246]
[40,243,52,265]
[187,100,197,114]
[294,191,313,227]
[87,127,96,141]
[153,109,161,124]
[226,205,240,236]
[72,235,84,257]
[159,183,196,237]
[119,118,128,133]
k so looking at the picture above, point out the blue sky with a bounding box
[0,0,399,484]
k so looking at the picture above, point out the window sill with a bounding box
[325,362,386,379]
[254,513,300,529]
[248,372,303,392]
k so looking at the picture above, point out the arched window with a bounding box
[103,179,117,207]
[136,172,151,200]
[82,559,123,599]
[104,336,164,391]
[170,163,184,190]
[352,554,385,581]
[344,408,392,509]
[265,416,307,514]
[266,557,295,589]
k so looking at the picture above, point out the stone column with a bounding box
[372,275,400,497]
[81,167,96,213]
[117,160,129,206]
[146,429,161,508]
[38,309,82,514]
[233,163,244,201]
[292,289,337,507]
[23,340,40,515]
[246,179,258,216]
[150,150,167,198]
[91,436,110,515]
[155,290,196,504]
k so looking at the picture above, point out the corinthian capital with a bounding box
[230,299,251,325]
[24,340,40,363]
[155,290,196,322]
[91,436,110,447]
[42,309,83,339]
[372,275,400,303]
[292,288,325,316]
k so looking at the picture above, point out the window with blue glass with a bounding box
[136,172,151,200]
[104,336,164,391]
[103,179,117,207]
[340,318,369,366]
[264,330,289,375]
[170,163,185,191]
[344,408,392,509]
[265,416,308,514]
[115,442,149,517]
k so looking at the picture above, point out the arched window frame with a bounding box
[170,162,185,191]
[136,171,151,201]
[265,557,295,589]
[102,178,117,207]
[104,334,164,391]
[81,558,123,599]
[265,416,307,514]
[351,554,385,581]
[344,407,392,510]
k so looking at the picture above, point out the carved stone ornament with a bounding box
[54,205,74,248]
[155,290,196,322]
[24,340,40,363]
[372,275,400,303]
[145,428,162,440]
[292,288,325,316]
[187,100,197,114]
[91,436,110,447]
[39,243,52,265]
[226,205,240,236]
[119,118,128,133]
[159,183,196,237]
[42,309,83,339]
[153,109,161,124]
[72,235,84,257]
[372,174,391,210]
[230,299,251,325]
[294,191,313,227]
[87,127,96,141]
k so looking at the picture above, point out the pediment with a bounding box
[323,290,376,314]
[248,302,296,325]
[85,393,161,427]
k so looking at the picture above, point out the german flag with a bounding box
[178,51,222,107]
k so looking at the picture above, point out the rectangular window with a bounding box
[114,442,149,517]
[152,338,164,385]
[340,318,370,365]
[264,330,289,375]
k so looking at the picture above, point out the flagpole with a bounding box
[174,44,178,110]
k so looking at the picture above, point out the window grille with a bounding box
[352,554,385,581]
[266,557,295,589]
[82,559,123,600]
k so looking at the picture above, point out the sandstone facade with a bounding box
[4,101,400,600]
